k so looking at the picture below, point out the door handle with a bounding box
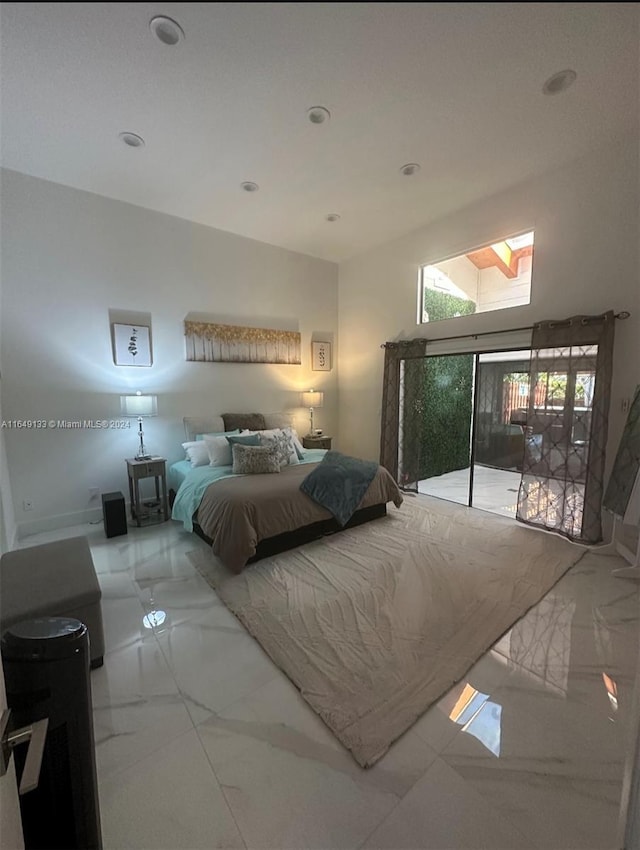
[0,708,49,794]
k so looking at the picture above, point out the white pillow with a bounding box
[182,441,210,468]
[203,434,233,467]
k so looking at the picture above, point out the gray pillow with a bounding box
[222,413,267,432]
[231,443,280,474]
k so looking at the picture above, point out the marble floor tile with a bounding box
[412,650,511,754]
[362,755,536,849]
[197,676,438,850]
[92,639,194,781]
[134,569,222,629]
[99,729,246,850]
[155,607,280,725]
[95,567,152,652]
[437,580,639,849]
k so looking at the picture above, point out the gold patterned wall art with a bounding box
[184,320,301,364]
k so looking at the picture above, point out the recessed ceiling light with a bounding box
[542,69,577,95]
[307,106,331,125]
[241,181,259,192]
[119,132,145,148]
[325,213,341,222]
[400,163,421,176]
[149,15,185,46]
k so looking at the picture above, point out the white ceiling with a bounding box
[1,2,638,262]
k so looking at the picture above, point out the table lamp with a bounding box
[301,389,324,436]
[120,392,158,460]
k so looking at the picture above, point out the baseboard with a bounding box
[17,507,103,539]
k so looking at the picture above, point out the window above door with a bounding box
[419,231,534,324]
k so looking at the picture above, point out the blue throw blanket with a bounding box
[300,450,379,526]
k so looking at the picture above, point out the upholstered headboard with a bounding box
[183,416,225,441]
[182,412,295,442]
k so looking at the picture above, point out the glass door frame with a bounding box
[421,346,531,509]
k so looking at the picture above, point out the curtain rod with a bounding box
[379,311,630,348]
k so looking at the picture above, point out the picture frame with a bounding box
[311,341,331,371]
[112,323,152,367]
[184,321,301,364]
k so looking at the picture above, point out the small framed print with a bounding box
[113,323,152,367]
[311,341,331,371]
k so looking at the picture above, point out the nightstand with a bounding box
[302,435,332,450]
[126,457,169,526]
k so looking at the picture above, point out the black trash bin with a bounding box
[1,616,102,850]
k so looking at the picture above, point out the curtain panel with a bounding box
[380,338,428,488]
[516,311,615,544]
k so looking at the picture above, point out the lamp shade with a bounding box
[301,390,324,408]
[120,393,158,417]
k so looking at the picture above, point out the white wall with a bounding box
[477,253,532,313]
[0,394,17,552]
[431,255,479,301]
[0,181,17,551]
[338,134,639,476]
[0,169,338,536]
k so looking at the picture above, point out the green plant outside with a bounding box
[423,287,476,323]
[420,354,474,479]
[418,289,475,480]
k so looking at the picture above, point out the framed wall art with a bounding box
[311,341,331,371]
[184,320,301,364]
[112,323,152,367]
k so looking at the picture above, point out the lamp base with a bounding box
[136,420,151,460]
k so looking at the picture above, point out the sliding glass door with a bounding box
[416,345,599,524]
[418,349,529,514]
[472,351,531,516]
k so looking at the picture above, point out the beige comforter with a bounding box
[196,462,403,572]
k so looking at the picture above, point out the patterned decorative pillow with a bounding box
[259,430,298,467]
[283,426,305,460]
[231,443,281,475]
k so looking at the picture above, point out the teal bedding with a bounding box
[168,460,193,492]
[171,449,327,532]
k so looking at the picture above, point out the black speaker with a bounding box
[101,491,127,538]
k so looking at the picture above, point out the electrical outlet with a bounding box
[23,499,33,511]
[622,398,631,415]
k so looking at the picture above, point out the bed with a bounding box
[171,412,403,572]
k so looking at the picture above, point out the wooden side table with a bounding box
[302,435,332,450]
[125,457,169,526]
